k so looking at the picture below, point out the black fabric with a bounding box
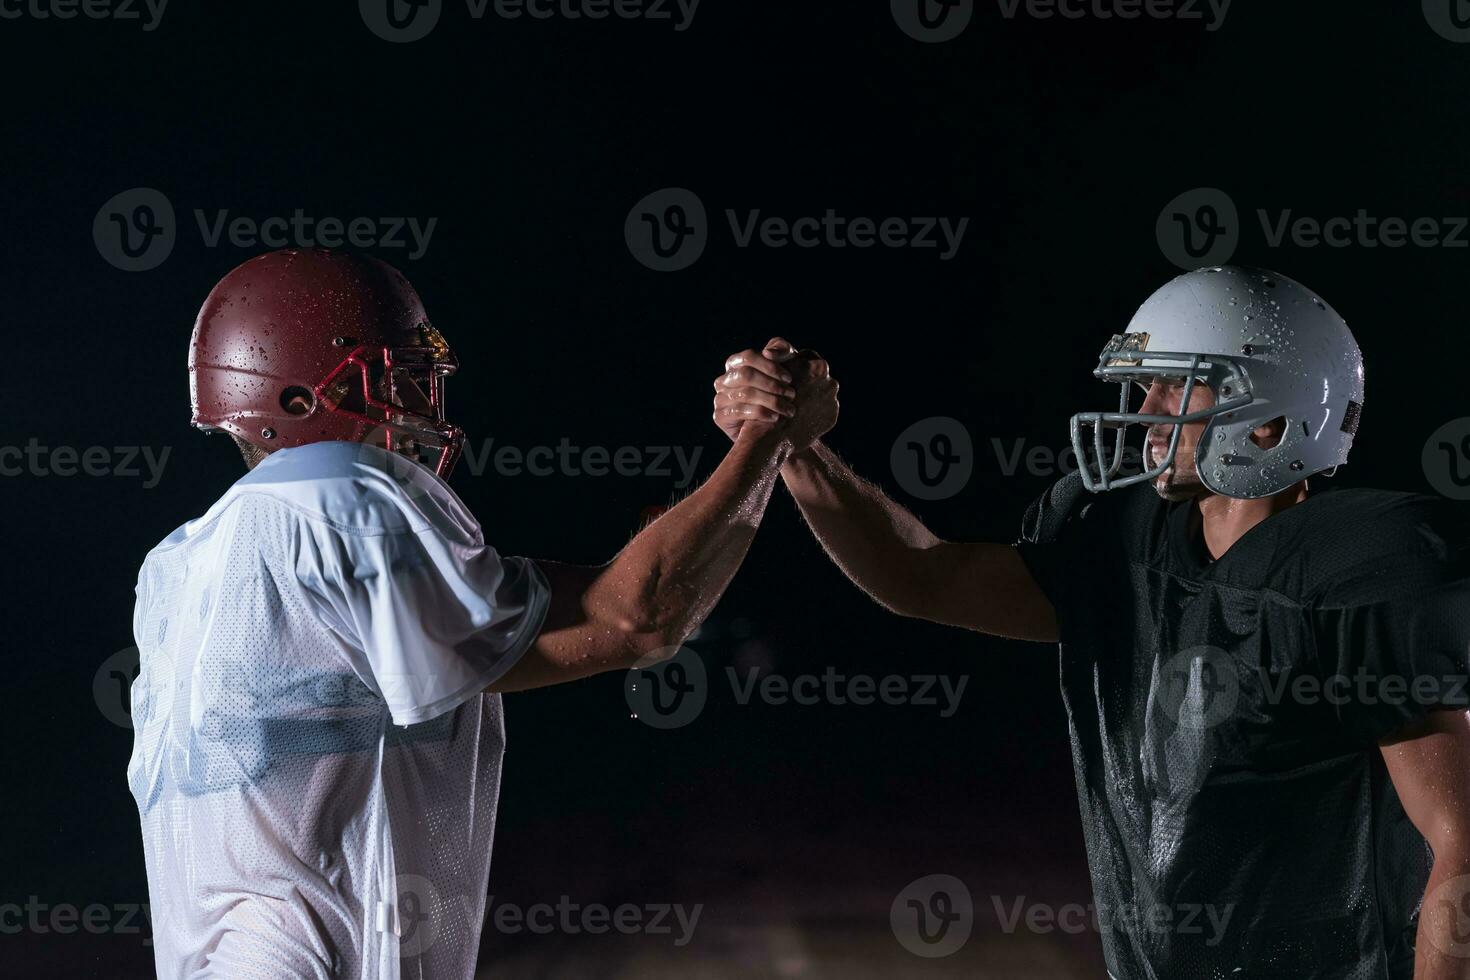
[1015,473,1470,979]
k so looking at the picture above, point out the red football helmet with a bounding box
[189,249,464,477]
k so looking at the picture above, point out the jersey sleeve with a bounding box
[300,524,551,727]
[1317,575,1470,743]
[1313,566,1470,746]
[1012,472,1097,632]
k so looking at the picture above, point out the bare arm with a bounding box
[781,441,1057,642]
[491,355,838,692]
[1381,709,1470,980]
[712,338,1056,643]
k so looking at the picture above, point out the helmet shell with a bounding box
[1124,266,1364,498]
[189,248,462,474]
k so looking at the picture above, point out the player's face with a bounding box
[367,369,441,462]
[330,365,440,457]
[1138,377,1215,502]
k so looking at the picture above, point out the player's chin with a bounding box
[1151,465,1204,503]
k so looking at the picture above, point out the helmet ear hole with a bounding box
[1250,415,1287,450]
[280,386,315,416]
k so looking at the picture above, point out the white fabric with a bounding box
[127,441,549,979]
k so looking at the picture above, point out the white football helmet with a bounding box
[1070,266,1364,499]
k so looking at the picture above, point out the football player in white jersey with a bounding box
[127,248,836,979]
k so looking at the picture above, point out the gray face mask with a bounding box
[1071,333,1253,494]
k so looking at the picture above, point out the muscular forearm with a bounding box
[607,423,787,647]
[547,423,786,666]
[496,425,789,692]
[780,440,945,617]
[1415,848,1470,979]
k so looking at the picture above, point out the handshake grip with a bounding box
[712,337,839,452]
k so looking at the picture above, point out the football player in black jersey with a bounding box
[713,266,1470,980]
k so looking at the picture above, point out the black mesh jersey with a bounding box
[1015,473,1470,980]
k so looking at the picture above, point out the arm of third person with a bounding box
[715,338,1058,644]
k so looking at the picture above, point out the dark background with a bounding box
[3,1,1467,976]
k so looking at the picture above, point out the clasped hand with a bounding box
[711,336,839,451]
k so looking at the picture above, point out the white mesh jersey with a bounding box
[126,440,550,979]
